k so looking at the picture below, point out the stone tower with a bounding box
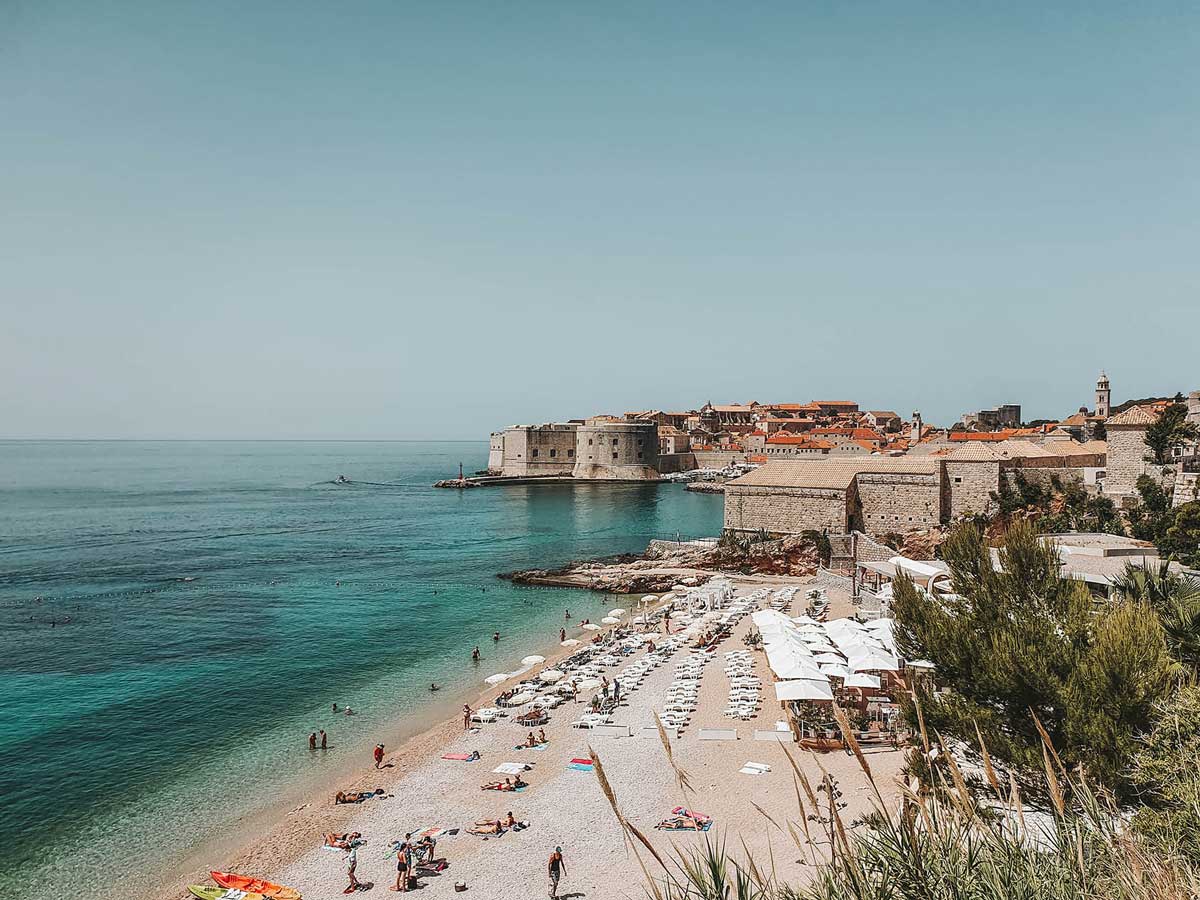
[910,411,922,444]
[1095,371,1111,418]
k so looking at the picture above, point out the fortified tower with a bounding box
[1095,371,1111,418]
[572,421,660,480]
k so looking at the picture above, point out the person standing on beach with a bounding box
[309,732,317,751]
[547,846,566,898]
[463,704,472,729]
[559,627,566,642]
[374,744,385,768]
[320,729,327,750]
[345,845,360,892]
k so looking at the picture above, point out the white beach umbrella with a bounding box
[581,623,601,631]
[601,616,621,625]
[906,659,936,670]
[608,608,627,617]
[539,669,564,684]
[819,663,851,679]
[791,615,820,625]
[774,679,834,702]
[521,655,546,667]
[576,678,601,690]
[641,595,658,604]
[508,691,535,705]
[844,672,882,689]
[771,657,827,681]
[811,657,849,672]
[484,673,510,685]
[850,650,900,672]
[560,638,582,647]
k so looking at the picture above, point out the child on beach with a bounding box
[374,744,385,768]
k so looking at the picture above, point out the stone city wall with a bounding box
[723,485,848,535]
[944,460,1000,520]
[500,424,578,477]
[1104,425,1150,497]
[855,473,941,535]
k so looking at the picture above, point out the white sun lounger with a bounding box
[698,728,738,741]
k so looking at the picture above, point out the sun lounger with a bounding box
[739,762,771,775]
[592,723,632,737]
[698,728,738,741]
[753,730,792,742]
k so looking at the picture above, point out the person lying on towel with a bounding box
[324,831,364,849]
[468,819,504,835]
[335,788,385,804]
[655,816,706,831]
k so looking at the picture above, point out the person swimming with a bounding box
[430,683,440,692]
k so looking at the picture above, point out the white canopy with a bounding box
[775,679,835,702]
[581,623,601,631]
[608,608,627,617]
[849,650,900,672]
[813,652,847,665]
[538,669,564,683]
[521,655,546,666]
[560,638,582,647]
[818,663,851,679]
[484,673,510,685]
[601,616,621,625]
[508,691,535,705]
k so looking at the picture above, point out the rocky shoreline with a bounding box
[499,532,824,593]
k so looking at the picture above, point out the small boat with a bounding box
[209,872,301,900]
[189,887,265,900]
[334,475,350,484]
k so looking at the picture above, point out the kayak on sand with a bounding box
[188,887,265,900]
[209,872,302,900]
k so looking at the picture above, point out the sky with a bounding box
[2,2,1197,439]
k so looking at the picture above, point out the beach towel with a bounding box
[739,762,771,775]
[568,757,594,772]
[513,743,549,751]
[442,753,474,761]
[492,762,530,775]
[671,806,711,822]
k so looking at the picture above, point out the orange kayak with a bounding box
[209,872,301,900]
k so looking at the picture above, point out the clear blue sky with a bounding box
[2,2,1197,439]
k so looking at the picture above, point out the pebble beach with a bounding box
[165,578,907,900]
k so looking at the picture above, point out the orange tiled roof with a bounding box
[948,429,1018,442]
[765,434,833,448]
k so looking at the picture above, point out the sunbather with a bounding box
[655,816,705,831]
[335,789,384,804]
[481,777,517,791]
[502,811,530,831]
[468,819,504,835]
[538,728,547,744]
[325,831,364,849]
[524,731,538,748]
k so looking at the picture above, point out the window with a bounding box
[549,448,556,458]
[953,476,962,484]
[612,438,618,446]
[612,452,619,460]
[637,452,643,459]
[588,438,593,446]
[568,449,575,458]
[637,440,643,447]
[532,449,539,457]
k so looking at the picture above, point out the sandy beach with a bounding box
[163,576,906,900]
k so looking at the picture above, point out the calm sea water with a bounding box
[0,441,722,900]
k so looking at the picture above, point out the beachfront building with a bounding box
[723,451,1012,538]
[487,424,579,476]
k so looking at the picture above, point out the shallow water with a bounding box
[0,440,721,900]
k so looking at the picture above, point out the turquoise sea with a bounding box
[0,441,722,900]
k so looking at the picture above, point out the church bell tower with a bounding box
[1095,371,1111,418]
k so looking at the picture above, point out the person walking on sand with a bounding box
[309,732,317,751]
[320,729,327,750]
[345,845,360,892]
[547,846,566,898]
[463,704,472,729]
[374,744,385,768]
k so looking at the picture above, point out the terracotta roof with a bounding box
[948,430,1018,442]
[812,400,859,407]
[943,444,1004,461]
[864,410,900,419]
[1107,405,1159,427]
[1041,439,1108,457]
[726,457,939,490]
[765,434,832,448]
[813,427,884,441]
